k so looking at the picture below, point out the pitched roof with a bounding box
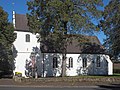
[15,14,29,31]
[41,35,105,54]
[67,36,101,53]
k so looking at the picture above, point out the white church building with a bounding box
[12,11,113,77]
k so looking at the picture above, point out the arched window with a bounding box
[96,56,100,67]
[53,57,58,68]
[26,34,30,42]
[83,57,87,68]
[69,57,73,68]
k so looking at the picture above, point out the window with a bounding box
[69,57,73,68]
[26,34,30,42]
[96,56,100,67]
[83,57,87,68]
[53,57,58,68]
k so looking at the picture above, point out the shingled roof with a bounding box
[15,14,29,31]
[40,35,105,54]
[66,36,104,54]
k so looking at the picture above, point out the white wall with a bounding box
[41,53,62,77]
[42,53,113,77]
[103,55,113,75]
[67,54,113,76]
[14,53,30,76]
[13,31,40,77]
[13,31,39,53]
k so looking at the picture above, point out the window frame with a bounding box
[68,57,73,68]
[26,34,30,42]
[83,57,87,68]
[96,56,101,67]
[53,57,58,68]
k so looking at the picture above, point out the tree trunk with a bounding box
[61,21,68,77]
[61,54,66,77]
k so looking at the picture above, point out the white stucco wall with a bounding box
[40,53,113,77]
[41,53,62,77]
[13,31,40,77]
[13,31,40,53]
[14,53,30,76]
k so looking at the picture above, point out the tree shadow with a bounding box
[76,54,109,75]
[44,53,61,77]
[25,46,62,77]
[38,47,61,77]
[76,54,93,75]
[25,46,42,77]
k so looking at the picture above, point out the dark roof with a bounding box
[41,35,105,54]
[15,14,29,31]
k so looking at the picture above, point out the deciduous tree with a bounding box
[100,0,120,59]
[27,0,103,76]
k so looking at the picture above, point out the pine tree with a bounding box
[27,0,103,77]
[0,6,16,76]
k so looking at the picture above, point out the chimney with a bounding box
[12,11,16,28]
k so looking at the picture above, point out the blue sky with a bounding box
[0,0,110,44]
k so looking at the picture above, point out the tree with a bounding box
[0,6,16,76]
[27,0,103,77]
[100,0,120,59]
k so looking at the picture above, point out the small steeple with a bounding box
[12,11,16,28]
[12,2,16,28]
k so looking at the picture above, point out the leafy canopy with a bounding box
[100,0,120,58]
[27,0,103,35]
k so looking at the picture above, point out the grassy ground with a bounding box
[14,75,120,86]
[113,73,120,76]
[0,74,120,87]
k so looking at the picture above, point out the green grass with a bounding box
[113,73,120,76]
